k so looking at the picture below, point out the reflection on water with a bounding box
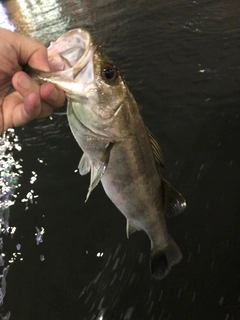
[0,126,49,318]
[0,2,15,31]
[0,130,22,319]
[5,0,69,42]
[0,8,18,316]
[0,130,21,230]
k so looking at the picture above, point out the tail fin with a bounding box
[150,238,182,280]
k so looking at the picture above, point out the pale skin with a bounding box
[0,28,66,133]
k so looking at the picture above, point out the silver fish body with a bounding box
[30,29,186,279]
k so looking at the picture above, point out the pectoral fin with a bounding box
[162,179,187,217]
[146,127,164,170]
[85,161,107,202]
[85,143,113,202]
[78,153,91,175]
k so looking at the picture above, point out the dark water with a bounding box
[0,0,240,319]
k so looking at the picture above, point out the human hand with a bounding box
[0,28,66,133]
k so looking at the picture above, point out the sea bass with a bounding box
[29,29,186,279]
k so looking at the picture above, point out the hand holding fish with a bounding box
[0,28,65,133]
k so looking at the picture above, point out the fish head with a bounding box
[29,28,128,138]
[70,43,129,138]
[79,45,127,118]
[68,42,128,139]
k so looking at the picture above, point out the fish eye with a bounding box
[102,65,118,82]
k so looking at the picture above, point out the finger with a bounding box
[11,72,51,122]
[11,93,53,127]
[4,89,56,130]
[23,92,41,118]
[13,72,66,108]
[40,82,66,108]
[23,92,54,119]
[12,72,65,120]
[10,31,50,72]
[12,71,41,98]
[2,90,42,130]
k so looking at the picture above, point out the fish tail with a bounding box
[150,237,182,280]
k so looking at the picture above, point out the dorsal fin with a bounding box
[146,127,164,170]
[162,179,187,217]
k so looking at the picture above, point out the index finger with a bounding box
[8,30,50,72]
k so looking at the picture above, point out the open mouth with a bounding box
[47,28,96,81]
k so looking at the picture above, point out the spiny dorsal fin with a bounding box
[78,153,91,175]
[162,179,187,217]
[146,127,164,169]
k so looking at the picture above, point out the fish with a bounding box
[29,29,187,279]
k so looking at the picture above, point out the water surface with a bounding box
[0,0,240,319]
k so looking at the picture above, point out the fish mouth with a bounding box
[32,29,96,91]
[48,28,95,76]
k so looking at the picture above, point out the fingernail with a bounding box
[49,87,59,101]
[19,73,32,89]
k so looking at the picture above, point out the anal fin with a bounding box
[126,219,139,239]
